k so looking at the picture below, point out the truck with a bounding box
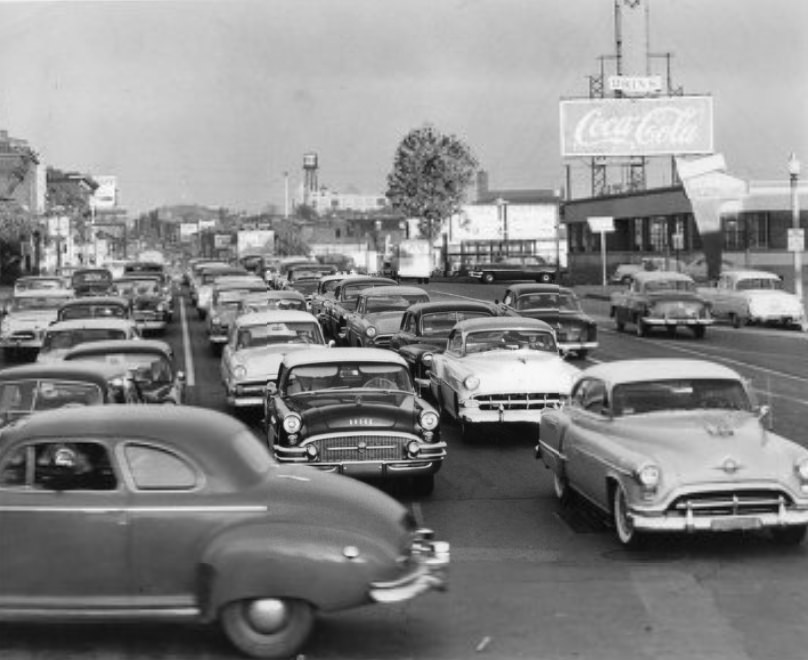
[382,239,432,284]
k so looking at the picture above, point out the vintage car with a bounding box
[0,405,449,658]
[207,279,270,352]
[683,255,737,282]
[270,258,318,290]
[319,276,397,342]
[63,338,186,405]
[12,275,71,296]
[498,283,598,358]
[343,285,430,348]
[71,267,114,297]
[389,300,501,387]
[0,290,75,358]
[113,275,171,331]
[56,295,133,323]
[194,265,250,318]
[265,347,446,495]
[538,359,808,547]
[429,317,580,441]
[697,269,806,329]
[608,257,689,285]
[0,361,144,427]
[236,289,308,316]
[309,273,352,318]
[37,318,141,363]
[468,255,557,284]
[187,260,228,303]
[282,263,339,299]
[610,270,714,338]
[221,310,327,409]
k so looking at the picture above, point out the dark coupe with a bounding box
[0,406,449,658]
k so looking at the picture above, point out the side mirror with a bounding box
[757,404,772,428]
[266,381,278,396]
[328,339,336,348]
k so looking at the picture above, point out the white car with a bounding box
[698,269,806,329]
[428,317,580,442]
[0,290,75,358]
[37,318,141,363]
[220,309,328,408]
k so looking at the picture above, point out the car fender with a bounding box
[199,521,393,619]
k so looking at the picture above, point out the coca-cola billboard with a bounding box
[560,96,714,157]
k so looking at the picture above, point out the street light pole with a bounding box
[788,153,803,303]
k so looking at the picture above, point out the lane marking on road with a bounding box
[631,568,751,660]
[180,297,196,387]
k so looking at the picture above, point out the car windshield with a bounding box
[421,310,491,336]
[236,321,322,348]
[59,305,128,321]
[515,293,581,312]
[115,279,160,296]
[9,296,65,312]
[643,279,695,293]
[365,293,428,313]
[736,278,784,291]
[611,378,753,416]
[243,299,306,313]
[464,328,557,354]
[72,271,112,286]
[72,353,173,386]
[319,279,340,295]
[42,328,128,352]
[285,362,413,395]
[0,379,104,419]
[15,278,64,291]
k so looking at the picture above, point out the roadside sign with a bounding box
[788,228,805,252]
[587,216,615,233]
[672,232,684,250]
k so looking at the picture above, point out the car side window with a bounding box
[123,444,198,490]
[570,379,608,415]
[503,293,513,306]
[447,332,463,354]
[0,441,117,490]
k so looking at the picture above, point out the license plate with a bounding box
[711,517,762,531]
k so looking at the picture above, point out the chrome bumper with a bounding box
[459,407,542,424]
[630,505,808,533]
[644,318,714,326]
[369,530,449,604]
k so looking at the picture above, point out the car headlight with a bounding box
[365,326,377,338]
[636,464,661,489]
[233,365,247,379]
[211,315,221,326]
[419,410,439,431]
[795,459,808,482]
[407,440,421,457]
[283,414,302,434]
[464,375,480,390]
[422,352,433,366]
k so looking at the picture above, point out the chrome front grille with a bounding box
[472,392,564,411]
[9,331,36,341]
[311,433,413,462]
[671,490,792,517]
[235,381,268,396]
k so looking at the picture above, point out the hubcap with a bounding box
[245,599,289,635]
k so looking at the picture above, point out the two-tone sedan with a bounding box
[56,295,133,323]
[610,270,713,338]
[538,359,808,547]
[389,300,501,387]
[265,348,446,496]
[343,285,430,348]
[113,275,170,333]
[206,279,269,354]
[37,318,141,363]
[429,317,580,442]
[0,289,74,359]
[0,405,449,659]
[319,276,397,342]
[221,310,328,409]
[63,338,186,404]
[498,283,598,358]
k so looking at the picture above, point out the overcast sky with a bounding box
[0,0,805,215]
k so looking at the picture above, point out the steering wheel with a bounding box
[364,377,397,390]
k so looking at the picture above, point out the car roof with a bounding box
[283,346,408,369]
[452,316,555,333]
[338,276,397,288]
[404,300,496,315]
[59,295,130,307]
[505,283,575,295]
[357,285,429,297]
[0,406,261,481]
[0,360,130,382]
[62,338,172,359]
[582,359,742,386]
[632,270,694,283]
[46,318,137,331]
[242,290,306,301]
[12,289,74,299]
[235,310,320,327]
[723,269,781,280]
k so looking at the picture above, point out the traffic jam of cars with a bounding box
[0,256,806,658]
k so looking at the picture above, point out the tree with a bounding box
[386,124,478,242]
[0,203,33,243]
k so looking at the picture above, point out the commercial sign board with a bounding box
[91,175,117,210]
[214,233,232,249]
[559,95,714,157]
[608,75,663,95]
[788,228,805,253]
[587,216,615,233]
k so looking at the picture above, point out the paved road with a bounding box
[1,283,808,659]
